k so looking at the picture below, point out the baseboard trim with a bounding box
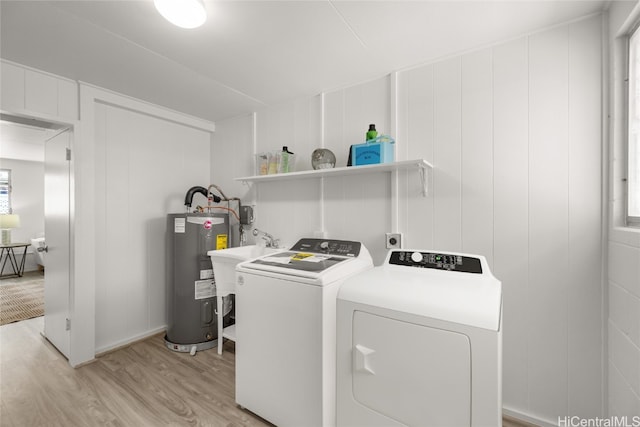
[504,407,559,427]
[95,325,167,356]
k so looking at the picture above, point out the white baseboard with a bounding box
[95,325,167,356]
[504,406,559,427]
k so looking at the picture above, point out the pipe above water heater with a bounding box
[184,186,222,209]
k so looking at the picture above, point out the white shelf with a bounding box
[222,324,236,341]
[235,159,432,195]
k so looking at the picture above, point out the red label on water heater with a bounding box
[203,220,212,230]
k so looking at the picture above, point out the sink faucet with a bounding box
[252,228,280,248]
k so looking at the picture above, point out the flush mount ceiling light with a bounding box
[154,0,207,29]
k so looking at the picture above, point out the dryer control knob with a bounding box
[411,251,423,263]
[320,241,329,250]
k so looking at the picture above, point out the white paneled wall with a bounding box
[93,102,212,352]
[213,14,604,424]
[210,113,254,199]
[1,59,78,122]
[324,77,390,168]
[608,231,640,417]
[528,24,571,420]
[607,0,640,418]
[399,16,603,423]
[0,158,45,272]
[567,17,604,418]
[492,35,530,410]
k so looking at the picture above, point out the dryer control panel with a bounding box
[388,251,483,274]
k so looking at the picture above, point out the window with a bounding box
[628,27,640,226]
[0,169,11,214]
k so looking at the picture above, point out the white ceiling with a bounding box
[0,0,610,124]
[0,119,54,162]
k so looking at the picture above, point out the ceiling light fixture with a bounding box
[154,0,207,29]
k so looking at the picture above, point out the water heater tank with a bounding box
[165,212,233,353]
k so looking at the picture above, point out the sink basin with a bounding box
[208,244,283,262]
[208,245,284,289]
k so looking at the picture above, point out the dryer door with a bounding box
[352,311,471,427]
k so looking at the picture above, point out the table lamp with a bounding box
[0,214,20,245]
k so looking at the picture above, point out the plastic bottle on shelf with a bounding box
[268,151,279,174]
[366,124,378,142]
[279,146,295,173]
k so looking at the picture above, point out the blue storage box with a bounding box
[351,138,395,166]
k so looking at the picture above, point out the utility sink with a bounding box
[208,245,284,289]
[207,244,285,354]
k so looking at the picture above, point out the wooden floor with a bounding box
[0,316,536,427]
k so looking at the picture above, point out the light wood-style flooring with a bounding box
[1,316,536,427]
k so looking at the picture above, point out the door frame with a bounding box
[0,109,78,365]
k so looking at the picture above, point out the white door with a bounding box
[351,311,471,427]
[44,128,71,358]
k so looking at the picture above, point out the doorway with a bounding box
[0,113,72,358]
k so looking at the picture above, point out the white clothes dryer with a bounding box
[235,238,374,427]
[336,250,502,427]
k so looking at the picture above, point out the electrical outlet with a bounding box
[385,233,402,249]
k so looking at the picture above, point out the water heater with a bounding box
[165,212,233,354]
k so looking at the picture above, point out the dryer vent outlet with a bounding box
[385,233,402,249]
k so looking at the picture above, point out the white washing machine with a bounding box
[336,250,502,427]
[235,238,374,427]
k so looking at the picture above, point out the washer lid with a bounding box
[240,251,352,279]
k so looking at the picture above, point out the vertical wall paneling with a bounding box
[94,102,108,350]
[395,72,409,238]
[24,70,57,116]
[103,104,131,346]
[211,14,604,423]
[324,77,390,168]
[323,173,391,263]
[319,93,326,235]
[607,2,640,415]
[390,72,400,233]
[211,113,254,199]
[433,57,462,252]
[94,102,211,352]
[493,37,530,412]
[528,25,570,420]
[322,90,346,166]
[0,61,25,111]
[1,60,78,122]
[0,159,45,272]
[322,76,392,263]
[567,15,603,418]
[58,79,78,121]
[461,49,494,265]
[400,64,435,249]
[251,112,258,208]
[252,97,323,246]
[255,180,322,247]
[344,77,391,144]
[608,233,640,416]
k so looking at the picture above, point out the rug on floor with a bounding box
[0,277,44,326]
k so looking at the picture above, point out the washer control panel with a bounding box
[290,238,361,257]
[388,251,483,274]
